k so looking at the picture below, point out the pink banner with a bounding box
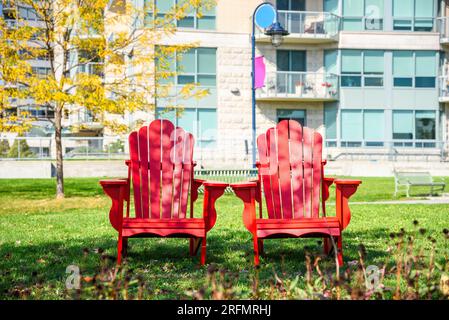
[255,56,266,89]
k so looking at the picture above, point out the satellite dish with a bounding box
[254,3,276,29]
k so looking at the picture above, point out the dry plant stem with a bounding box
[427,242,436,299]
[329,236,341,299]
[394,239,403,300]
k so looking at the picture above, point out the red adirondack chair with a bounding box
[100,119,228,265]
[231,120,361,266]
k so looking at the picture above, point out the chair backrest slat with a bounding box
[257,134,276,219]
[129,119,194,220]
[148,120,162,219]
[161,120,175,219]
[257,120,323,220]
[289,121,304,219]
[311,131,323,218]
[129,132,142,218]
[267,128,282,219]
[172,127,185,219]
[179,133,194,218]
[137,125,150,218]
[277,120,293,219]
[302,127,313,218]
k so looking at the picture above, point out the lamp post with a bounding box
[251,3,289,167]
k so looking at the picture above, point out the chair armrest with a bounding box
[322,177,335,202]
[99,179,130,231]
[231,181,258,188]
[334,179,361,230]
[231,182,258,233]
[201,180,228,232]
[203,181,229,188]
[191,178,205,204]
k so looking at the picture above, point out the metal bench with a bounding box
[194,169,258,194]
[394,171,446,197]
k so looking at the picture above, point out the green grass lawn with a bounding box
[0,177,448,299]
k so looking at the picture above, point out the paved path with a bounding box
[349,198,449,205]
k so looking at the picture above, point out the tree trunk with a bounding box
[55,107,64,199]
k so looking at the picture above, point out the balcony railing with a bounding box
[4,19,17,28]
[255,11,340,42]
[436,17,449,43]
[439,75,449,101]
[257,71,339,101]
[2,1,16,11]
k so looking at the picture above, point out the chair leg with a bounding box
[200,236,207,265]
[258,239,264,255]
[117,233,123,265]
[122,237,128,257]
[190,238,202,256]
[323,237,332,255]
[253,235,260,266]
[337,236,343,267]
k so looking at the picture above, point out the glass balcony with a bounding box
[256,71,339,101]
[255,11,340,44]
[439,75,449,102]
[436,17,449,44]
[4,19,17,28]
[2,1,16,11]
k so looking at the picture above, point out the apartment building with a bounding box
[3,0,449,172]
[133,0,447,169]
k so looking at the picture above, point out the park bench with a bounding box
[394,171,446,197]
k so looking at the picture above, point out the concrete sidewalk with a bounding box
[349,197,449,205]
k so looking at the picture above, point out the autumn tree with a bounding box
[0,0,215,198]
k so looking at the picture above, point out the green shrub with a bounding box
[0,140,10,158]
[107,139,125,153]
[7,139,35,158]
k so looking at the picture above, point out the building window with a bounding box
[341,50,384,87]
[393,51,436,88]
[324,105,337,147]
[276,50,306,94]
[276,0,305,11]
[363,51,384,86]
[363,110,384,146]
[342,0,384,31]
[416,111,436,140]
[145,0,216,30]
[341,109,385,147]
[18,105,54,120]
[393,0,434,32]
[77,50,104,77]
[341,110,363,147]
[156,47,217,148]
[18,6,43,21]
[277,50,306,72]
[156,107,217,148]
[415,52,437,88]
[392,110,436,147]
[276,109,305,126]
[392,110,414,140]
[32,67,51,79]
[156,47,217,86]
